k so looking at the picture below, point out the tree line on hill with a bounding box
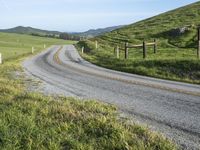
[31,33,81,41]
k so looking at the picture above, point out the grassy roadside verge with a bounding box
[74,1,200,85]
[76,40,200,84]
[0,33,177,149]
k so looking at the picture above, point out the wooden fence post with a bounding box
[32,47,34,54]
[198,28,200,59]
[198,41,200,59]
[116,46,119,59]
[125,42,129,59]
[143,41,146,59]
[82,47,84,54]
[95,41,98,50]
[0,53,2,64]
[154,39,157,54]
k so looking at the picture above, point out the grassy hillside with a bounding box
[77,1,200,84]
[0,26,81,41]
[0,34,177,149]
[0,26,61,36]
[99,1,200,48]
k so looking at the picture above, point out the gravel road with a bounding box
[23,45,200,150]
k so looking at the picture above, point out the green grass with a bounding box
[76,1,200,84]
[77,40,200,84]
[0,33,177,149]
[0,32,75,61]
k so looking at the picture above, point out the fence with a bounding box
[0,44,47,65]
[91,39,157,59]
[114,39,157,59]
[92,29,200,60]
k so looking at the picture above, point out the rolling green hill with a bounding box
[0,26,61,36]
[0,26,81,40]
[98,1,200,48]
[77,1,200,84]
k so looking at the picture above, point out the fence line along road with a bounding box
[114,39,157,59]
[92,29,200,59]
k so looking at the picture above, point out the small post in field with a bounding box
[95,41,98,50]
[198,28,200,59]
[198,41,200,59]
[81,47,84,54]
[116,46,119,59]
[125,42,129,59]
[154,39,157,54]
[143,41,147,59]
[0,53,2,64]
[32,47,35,54]
[44,44,46,49]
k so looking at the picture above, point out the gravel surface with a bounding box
[23,45,200,150]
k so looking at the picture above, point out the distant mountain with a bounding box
[75,25,125,37]
[0,25,125,38]
[0,26,62,36]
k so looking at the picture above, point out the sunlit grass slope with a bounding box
[0,32,75,61]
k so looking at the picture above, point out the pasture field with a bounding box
[0,32,75,61]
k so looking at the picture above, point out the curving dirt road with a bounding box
[23,45,200,150]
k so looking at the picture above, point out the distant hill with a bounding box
[96,1,200,48]
[75,25,124,37]
[0,26,81,40]
[0,25,125,39]
[0,26,61,36]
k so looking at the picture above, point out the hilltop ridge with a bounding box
[97,1,200,48]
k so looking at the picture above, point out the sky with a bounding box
[0,0,198,32]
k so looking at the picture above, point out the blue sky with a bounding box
[0,0,198,32]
